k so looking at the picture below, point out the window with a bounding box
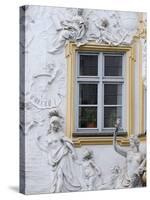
[75,52,125,135]
[65,43,135,145]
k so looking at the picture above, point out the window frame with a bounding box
[65,42,135,146]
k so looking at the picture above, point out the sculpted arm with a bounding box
[113,128,127,158]
[90,160,101,176]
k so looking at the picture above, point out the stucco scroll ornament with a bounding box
[113,119,146,188]
[95,17,129,46]
[134,13,147,40]
[35,109,81,192]
[48,9,88,54]
[135,15,147,88]
[30,63,65,109]
[81,148,103,191]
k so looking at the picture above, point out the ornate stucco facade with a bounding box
[20,5,147,194]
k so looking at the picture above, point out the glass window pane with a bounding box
[80,55,98,76]
[104,107,122,128]
[79,84,97,105]
[79,107,97,128]
[104,84,122,105]
[104,55,122,76]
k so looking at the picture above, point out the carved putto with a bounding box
[81,148,103,190]
[48,8,88,54]
[48,9,140,54]
[95,16,129,46]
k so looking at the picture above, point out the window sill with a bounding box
[72,131,128,147]
[72,132,146,147]
[73,131,127,137]
[72,135,129,147]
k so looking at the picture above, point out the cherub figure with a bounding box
[95,17,128,46]
[81,148,103,190]
[48,9,87,53]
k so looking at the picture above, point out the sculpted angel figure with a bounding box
[36,109,81,193]
[48,9,87,54]
[81,148,103,190]
[113,119,146,188]
[95,17,128,46]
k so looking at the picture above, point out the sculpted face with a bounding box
[129,136,140,150]
[50,116,61,132]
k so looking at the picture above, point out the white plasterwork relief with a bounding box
[35,109,82,192]
[35,109,105,192]
[35,111,146,192]
[94,17,128,45]
[20,92,47,135]
[100,165,122,189]
[112,120,146,188]
[30,63,65,109]
[47,9,139,54]
[80,148,103,190]
[48,8,88,54]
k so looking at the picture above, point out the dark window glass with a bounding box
[104,84,122,105]
[104,107,122,128]
[79,84,97,105]
[80,55,98,76]
[79,107,97,128]
[104,55,122,76]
